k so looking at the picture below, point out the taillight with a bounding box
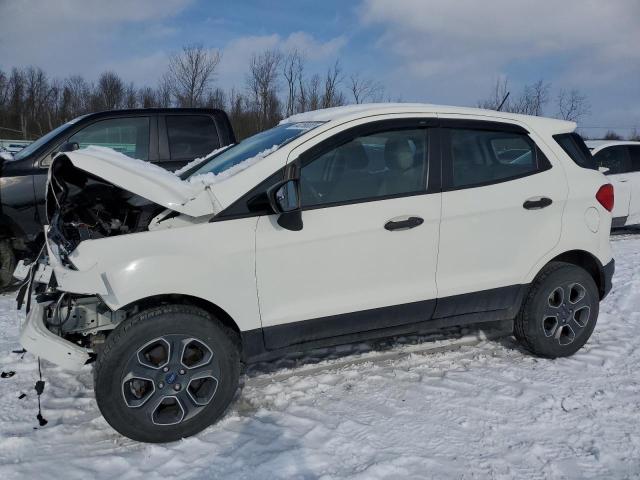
[596,184,614,212]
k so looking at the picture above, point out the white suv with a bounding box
[587,140,640,228]
[16,104,615,443]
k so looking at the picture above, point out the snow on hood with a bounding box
[187,144,279,187]
[56,146,220,217]
[173,144,234,176]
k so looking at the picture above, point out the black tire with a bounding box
[0,240,16,289]
[514,261,599,358]
[94,305,240,443]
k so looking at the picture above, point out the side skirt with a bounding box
[241,284,528,364]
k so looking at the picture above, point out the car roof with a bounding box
[585,140,640,151]
[79,107,227,121]
[280,103,576,134]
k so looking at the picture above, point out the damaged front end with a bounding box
[15,148,219,370]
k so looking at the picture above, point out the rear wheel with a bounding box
[515,262,599,358]
[0,240,16,289]
[94,305,240,443]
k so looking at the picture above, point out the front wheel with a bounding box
[514,262,599,358]
[94,305,240,443]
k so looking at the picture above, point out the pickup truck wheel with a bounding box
[0,240,16,289]
[514,261,599,358]
[94,305,240,443]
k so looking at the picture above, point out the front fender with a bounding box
[64,219,261,331]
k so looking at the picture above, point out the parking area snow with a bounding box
[1,236,639,479]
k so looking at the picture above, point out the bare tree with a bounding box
[246,49,282,129]
[138,86,157,108]
[321,60,344,108]
[205,87,226,110]
[348,73,384,104]
[283,49,304,117]
[478,77,510,111]
[96,71,124,110]
[512,79,550,116]
[556,88,590,122]
[156,75,173,108]
[629,128,640,141]
[124,82,138,109]
[604,130,622,140]
[166,44,221,107]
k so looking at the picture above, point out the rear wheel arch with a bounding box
[542,250,605,299]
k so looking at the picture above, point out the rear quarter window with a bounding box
[553,133,596,170]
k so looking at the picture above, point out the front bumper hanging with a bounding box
[19,299,91,371]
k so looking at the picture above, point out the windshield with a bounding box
[13,115,87,161]
[185,121,323,179]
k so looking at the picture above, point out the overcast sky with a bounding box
[1,0,638,137]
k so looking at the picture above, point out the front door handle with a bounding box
[523,196,553,210]
[384,216,424,231]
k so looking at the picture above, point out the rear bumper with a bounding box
[19,299,91,371]
[601,258,615,299]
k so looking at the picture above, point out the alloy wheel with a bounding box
[541,282,591,346]
[121,335,220,426]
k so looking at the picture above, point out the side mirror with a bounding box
[598,166,610,174]
[59,142,80,153]
[267,179,303,231]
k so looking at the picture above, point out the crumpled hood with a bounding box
[52,146,221,217]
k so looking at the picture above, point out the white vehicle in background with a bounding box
[587,140,640,228]
[16,104,614,443]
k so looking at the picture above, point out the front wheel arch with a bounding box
[118,294,242,348]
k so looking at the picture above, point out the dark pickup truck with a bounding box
[0,108,235,286]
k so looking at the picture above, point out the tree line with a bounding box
[1,44,635,142]
[476,77,639,141]
[0,45,386,141]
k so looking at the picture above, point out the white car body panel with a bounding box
[256,194,441,329]
[587,140,640,226]
[67,218,262,331]
[20,103,614,371]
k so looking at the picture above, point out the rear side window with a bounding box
[446,129,542,189]
[553,133,596,170]
[594,146,631,175]
[166,115,219,161]
[629,146,640,172]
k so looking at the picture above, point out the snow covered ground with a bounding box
[1,236,639,479]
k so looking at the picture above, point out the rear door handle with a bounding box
[523,197,552,210]
[384,216,424,231]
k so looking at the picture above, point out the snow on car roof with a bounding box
[280,103,577,134]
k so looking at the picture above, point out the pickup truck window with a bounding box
[166,115,220,161]
[70,117,150,160]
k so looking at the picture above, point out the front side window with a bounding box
[70,117,150,160]
[447,129,540,188]
[166,115,219,160]
[300,128,428,207]
[594,146,631,175]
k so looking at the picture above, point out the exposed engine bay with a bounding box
[46,156,166,258]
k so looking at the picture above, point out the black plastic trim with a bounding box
[611,216,627,229]
[240,283,528,362]
[602,258,615,299]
